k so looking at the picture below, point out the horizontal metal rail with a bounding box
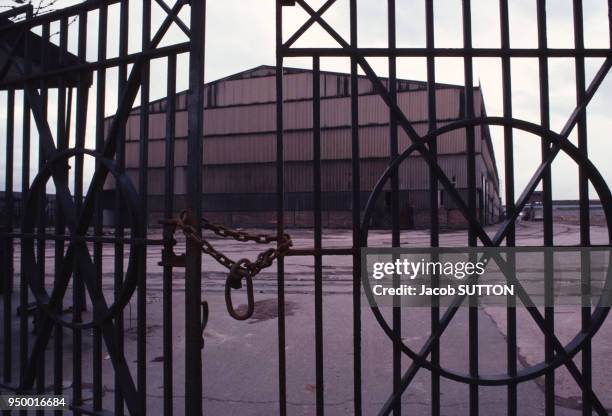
[282,47,612,58]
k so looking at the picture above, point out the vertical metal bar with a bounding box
[19,8,32,392]
[138,2,151,413]
[387,1,401,415]
[425,2,440,415]
[186,0,206,414]
[93,4,108,411]
[275,2,287,415]
[312,56,324,416]
[163,53,177,416]
[3,88,15,385]
[535,2,555,414]
[461,1,479,415]
[54,17,69,414]
[36,23,51,411]
[609,1,612,61]
[349,1,362,414]
[114,1,130,413]
[499,1,517,415]
[73,12,88,413]
[572,1,591,414]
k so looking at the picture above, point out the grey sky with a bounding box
[1,0,611,203]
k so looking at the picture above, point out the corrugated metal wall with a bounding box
[119,88,471,141]
[118,67,432,118]
[103,66,501,223]
[107,154,488,199]
[113,124,480,170]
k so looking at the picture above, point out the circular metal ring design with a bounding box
[361,116,612,386]
[22,148,144,329]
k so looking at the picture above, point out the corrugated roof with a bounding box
[233,64,474,91]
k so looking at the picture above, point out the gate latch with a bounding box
[160,210,293,321]
[159,248,186,268]
[158,218,186,268]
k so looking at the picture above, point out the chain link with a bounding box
[169,210,293,320]
[173,210,292,277]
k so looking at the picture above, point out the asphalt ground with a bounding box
[1,220,611,415]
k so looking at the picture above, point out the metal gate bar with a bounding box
[349,2,362,414]
[20,7,33,399]
[574,1,593,414]
[185,1,206,414]
[94,6,107,411]
[74,13,87,412]
[162,52,177,416]
[425,2,441,416]
[499,2,518,416]
[38,22,50,409]
[55,16,68,414]
[386,3,402,415]
[115,2,129,413]
[274,2,287,414]
[138,2,151,413]
[534,3,555,414]
[461,3,479,415]
[311,56,324,416]
[3,84,14,389]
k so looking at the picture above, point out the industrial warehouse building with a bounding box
[103,65,501,229]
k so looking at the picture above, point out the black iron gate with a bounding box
[1,0,612,415]
[0,1,205,414]
[277,1,612,416]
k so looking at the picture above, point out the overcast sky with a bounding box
[1,0,611,203]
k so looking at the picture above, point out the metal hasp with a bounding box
[276,0,612,416]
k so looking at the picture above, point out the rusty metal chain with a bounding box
[162,210,292,320]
